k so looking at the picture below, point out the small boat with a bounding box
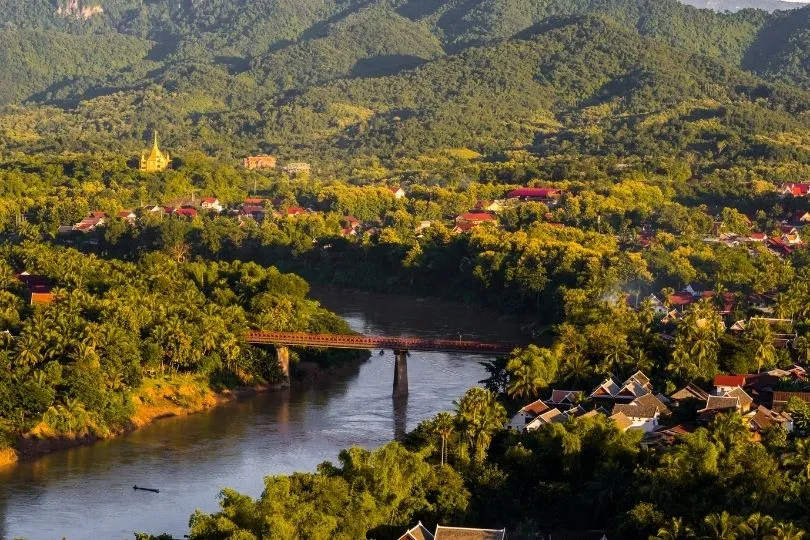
[133,485,160,493]
[378,350,385,356]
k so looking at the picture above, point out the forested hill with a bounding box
[6,0,810,163]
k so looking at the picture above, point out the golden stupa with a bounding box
[139,132,171,172]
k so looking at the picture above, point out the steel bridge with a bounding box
[244,331,515,396]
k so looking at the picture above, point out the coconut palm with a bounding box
[653,517,696,540]
[702,511,740,540]
[431,412,455,466]
[748,319,777,373]
[782,438,810,480]
[454,387,506,463]
[505,345,557,400]
[743,513,775,539]
[768,522,806,540]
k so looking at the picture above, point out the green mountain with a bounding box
[5,0,810,167]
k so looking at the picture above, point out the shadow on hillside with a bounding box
[351,55,428,77]
[294,0,378,43]
[740,9,808,77]
[396,0,446,20]
[514,15,592,41]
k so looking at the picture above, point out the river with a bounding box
[0,288,527,540]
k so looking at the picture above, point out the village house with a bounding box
[746,405,793,435]
[611,393,672,432]
[243,155,277,169]
[240,205,266,221]
[771,391,810,411]
[455,212,497,225]
[389,186,406,200]
[506,187,562,205]
[475,200,504,212]
[780,183,810,197]
[508,398,551,430]
[117,210,137,222]
[590,371,652,404]
[610,411,633,432]
[713,374,750,395]
[525,408,565,431]
[669,383,710,411]
[282,162,311,175]
[546,389,584,410]
[434,525,506,540]
[175,207,198,219]
[398,522,434,540]
[285,207,307,217]
[398,523,506,540]
[779,225,802,244]
[200,197,223,213]
[748,232,767,242]
[72,212,106,233]
[452,222,476,234]
[16,272,55,305]
[698,396,744,421]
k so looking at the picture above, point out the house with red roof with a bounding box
[713,374,749,394]
[175,207,198,219]
[388,186,406,199]
[506,187,563,204]
[780,183,810,197]
[285,207,307,216]
[456,212,497,224]
[240,205,266,221]
[16,272,55,305]
[451,222,476,234]
[508,398,551,430]
[748,232,767,242]
[73,213,106,232]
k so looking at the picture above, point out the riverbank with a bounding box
[0,354,369,468]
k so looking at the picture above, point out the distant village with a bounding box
[508,366,804,450]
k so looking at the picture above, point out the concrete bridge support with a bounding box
[276,346,290,387]
[393,350,408,397]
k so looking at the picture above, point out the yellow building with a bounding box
[139,132,171,172]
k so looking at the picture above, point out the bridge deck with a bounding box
[245,331,514,355]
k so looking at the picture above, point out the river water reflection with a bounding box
[0,288,527,539]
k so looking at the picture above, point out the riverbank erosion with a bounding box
[0,350,370,468]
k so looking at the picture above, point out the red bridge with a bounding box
[244,331,515,354]
[245,331,517,396]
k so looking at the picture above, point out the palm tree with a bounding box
[14,332,42,368]
[768,523,806,540]
[432,412,455,466]
[748,319,777,373]
[709,412,748,454]
[653,517,696,540]
[505,345,556,400]
[795,335,810,364]
[782,438,810,480]
[454,387,506,463]
[702,511,739,540]
[559,354,593,387]
[740,513,775,539]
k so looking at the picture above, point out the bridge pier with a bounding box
[393,350,408,397]
[276,346,290,387]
